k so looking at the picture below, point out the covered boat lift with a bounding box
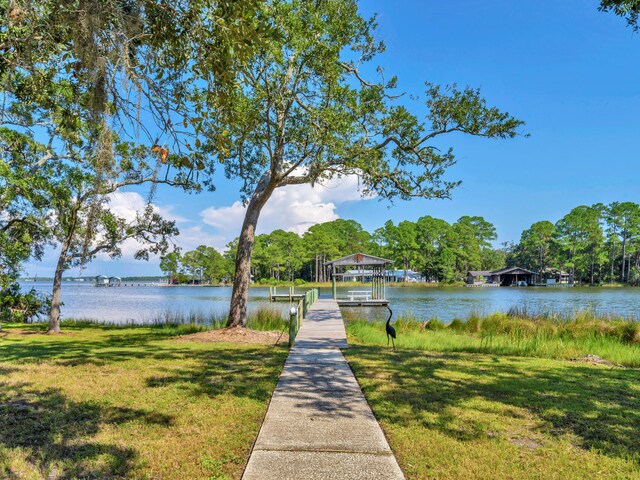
[94,275,121,287]
[324,253,393,306]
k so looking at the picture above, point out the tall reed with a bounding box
[58,304,289,333]
[346,308,640,367]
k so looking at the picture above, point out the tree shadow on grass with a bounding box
[1,331,288,401]
[143,345,288,401]
[346,346,640,464]
[0,329,289,478]
[0,328,192,365]
[0,382,173,479]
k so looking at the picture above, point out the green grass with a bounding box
[344,345,640,480]
[144,304,289,332]
[347,311,640,367]
[0,323,288,479]
[29,304,290,334]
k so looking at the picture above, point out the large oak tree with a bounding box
[206,0,525,327]
[1,0,265,328]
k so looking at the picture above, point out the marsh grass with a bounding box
[347,309,640,367]
[42,305,289,335]
[246,305,289,331]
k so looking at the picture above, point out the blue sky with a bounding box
[25,0,640,278]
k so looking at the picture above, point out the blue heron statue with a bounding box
[385,306,396,350]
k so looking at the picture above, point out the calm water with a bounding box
[19,282,640,324]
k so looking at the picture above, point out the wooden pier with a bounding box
[269,286,306,302]
[337,299,389,307]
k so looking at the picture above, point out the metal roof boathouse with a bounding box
[467,266,538,287]
[324,253,393,306]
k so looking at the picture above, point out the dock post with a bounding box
[298,299,303,328]
[303,291,308,317]
[288,306,298,348]
[332,265,337,299]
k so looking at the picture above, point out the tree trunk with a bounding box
[621,235,628,282]
[539,248,544,281]
[609,236,616,283]
[48,249,68,333]
[227,176,274,327]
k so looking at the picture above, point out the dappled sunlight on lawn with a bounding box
[345,346,640,480]
[0,325,287,479]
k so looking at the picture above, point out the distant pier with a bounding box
[269,286,306,302]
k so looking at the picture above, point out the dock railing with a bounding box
[270,285,305,302]
[288,288,319,347]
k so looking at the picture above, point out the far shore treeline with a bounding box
[160,201,640,287]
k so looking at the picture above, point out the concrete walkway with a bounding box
[242,298,405,480]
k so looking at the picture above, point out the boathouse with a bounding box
[94,275,122,287]
[338,268,423,283]
[467,266,538,286]
[541,268,572,285]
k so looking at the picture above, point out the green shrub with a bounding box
[466,314,482,333]
[0,283,50,323]
[424,319,445,330]
[619,322,640,344]
[448,318,466,330]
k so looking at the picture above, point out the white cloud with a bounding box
[104,192,228,256]
[171,225,228,252]
[200,175,370,248]
[108,191,186,223]
[21,176,373,276]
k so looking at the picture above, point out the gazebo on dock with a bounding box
[324,253,393,306]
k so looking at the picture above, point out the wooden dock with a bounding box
[270,294,305,302]
[337,299,389,307]
[269,286,307,302]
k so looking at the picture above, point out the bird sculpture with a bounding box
[385,306,396,350]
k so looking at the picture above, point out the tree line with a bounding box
[161,216,502,285]
[162,202,640,287]
[508,202,640,286]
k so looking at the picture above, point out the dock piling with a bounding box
[288,306,298,348]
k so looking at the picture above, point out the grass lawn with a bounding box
[345,327,640,480]
[0,323,288,480]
